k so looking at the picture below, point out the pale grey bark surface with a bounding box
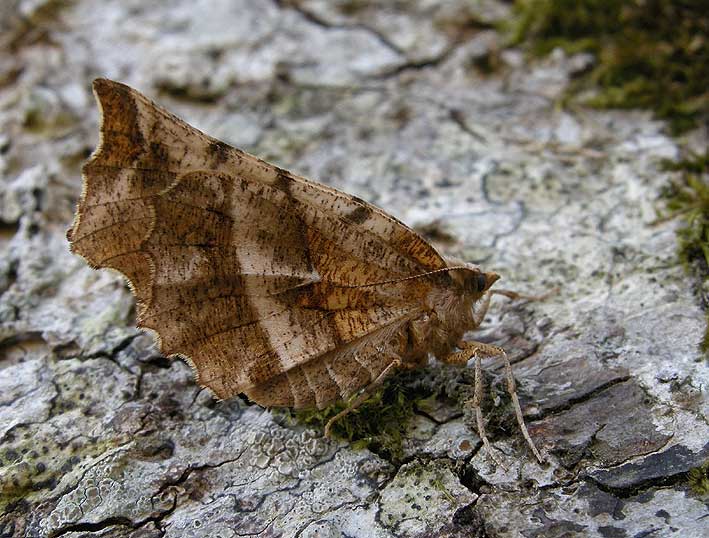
[1,1,707,537]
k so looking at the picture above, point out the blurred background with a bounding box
[0,1,707,537]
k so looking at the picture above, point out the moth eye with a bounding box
[476,273,487,292]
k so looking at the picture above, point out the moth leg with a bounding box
[324,358,401,438]
[472,351,505,468]
[499,348,545,464]
[443,341,545,464]
[442,341,504,465]
[473,290,493,327]
[442,340,501,365]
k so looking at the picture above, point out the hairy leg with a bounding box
[443,340,502,365]
[443,341,544,464]
[474,290,493,327]
[473,352,505,467]
[499,348,544,463]
[324,358,401,437]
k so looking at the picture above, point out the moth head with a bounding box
[465,269,499,296]
[448,266,500,298]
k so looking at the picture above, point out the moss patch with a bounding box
[293,371,438,463]
[662,151,709,350]
[507,0,709,133]
[688,458,709,498]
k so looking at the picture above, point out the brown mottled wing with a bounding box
[68,79,447,408]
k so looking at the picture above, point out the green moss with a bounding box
[662,151,709,350]
[293,372,437,462]
[506,0,709,133]
[688,459,709,498]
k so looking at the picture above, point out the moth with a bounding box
[68,79,543,464]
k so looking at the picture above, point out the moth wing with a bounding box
[68,79,445,407]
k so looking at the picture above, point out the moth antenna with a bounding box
[491,287,559,302]
[336,266,473,289]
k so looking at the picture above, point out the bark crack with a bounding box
[272,0,404,57]
[524,375,632,422]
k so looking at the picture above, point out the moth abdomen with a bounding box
[244,321,409,410]
[244,353,374,410]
